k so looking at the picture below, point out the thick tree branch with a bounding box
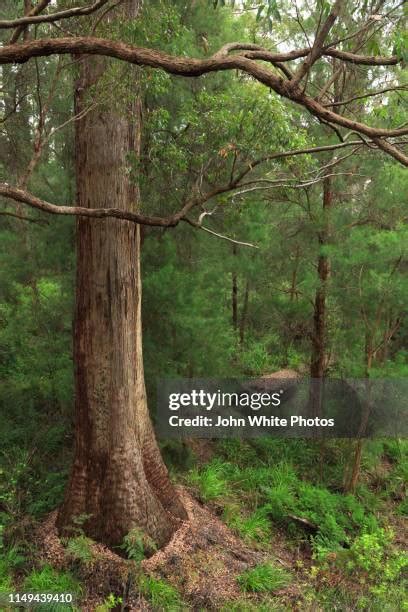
[371,137,408,165]
[0,1,110,30]
[9,0,52,44]
[290,0,343,88]
[0,134,404,230]
[0,183,180,226]
[0,37,401,69]
[0,183,257,246]
[220,44,400,66]
[0,37,405,166]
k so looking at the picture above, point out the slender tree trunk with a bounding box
[346,309,401,492]
[310,176,332,379]
[309,176,332,417]
[345,337,373,493]
[232,244,238,332]
[22,1,33,42]
[289,245,300,302]
[239,281,250,346]
[57,1,186,548]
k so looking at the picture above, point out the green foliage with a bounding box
[65,535,94,565]
[345,528,407,581]
[187,459,231,501]
[95,594,123,611]
[0,545,25,593]
[23,565,81,592]
[120,528,157,563]
[23,566,81,611]
[160,440,195,472]
[237,562,291,593]
[226,507,271,544]
[195,451,381,559]
[308,583,408,612]
[1,1,407,610]
[220,600,286,612]
[138,574,185,611]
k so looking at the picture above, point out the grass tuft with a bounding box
[237,562,291,593]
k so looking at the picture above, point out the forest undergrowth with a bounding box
[0,417,406,610]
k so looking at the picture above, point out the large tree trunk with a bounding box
[57,1,186,548]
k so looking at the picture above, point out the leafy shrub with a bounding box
[266,476,377,552]
[346,528,407,581]
[237,563,291,593]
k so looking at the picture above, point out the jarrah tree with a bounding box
[0,0,407,549]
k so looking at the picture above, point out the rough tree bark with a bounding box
[56,0,186,548]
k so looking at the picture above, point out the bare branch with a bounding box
[185,217,258,248]
[232,139,397,185]
[325,85,408,107]
[232,171,361,196]
[0,210,49,224]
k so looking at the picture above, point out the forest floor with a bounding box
[19,438,407,611]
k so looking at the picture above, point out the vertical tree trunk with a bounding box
[310,176,332,380]
[309,176,332,417]
[239,281,250,346]
[232,244,238,332]
[289,245,300,303]
[345,336,374,493]
[57,1,186,548]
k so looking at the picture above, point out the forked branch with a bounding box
[0,37,406,165]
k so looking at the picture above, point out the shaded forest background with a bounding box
[0,0,407,609]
